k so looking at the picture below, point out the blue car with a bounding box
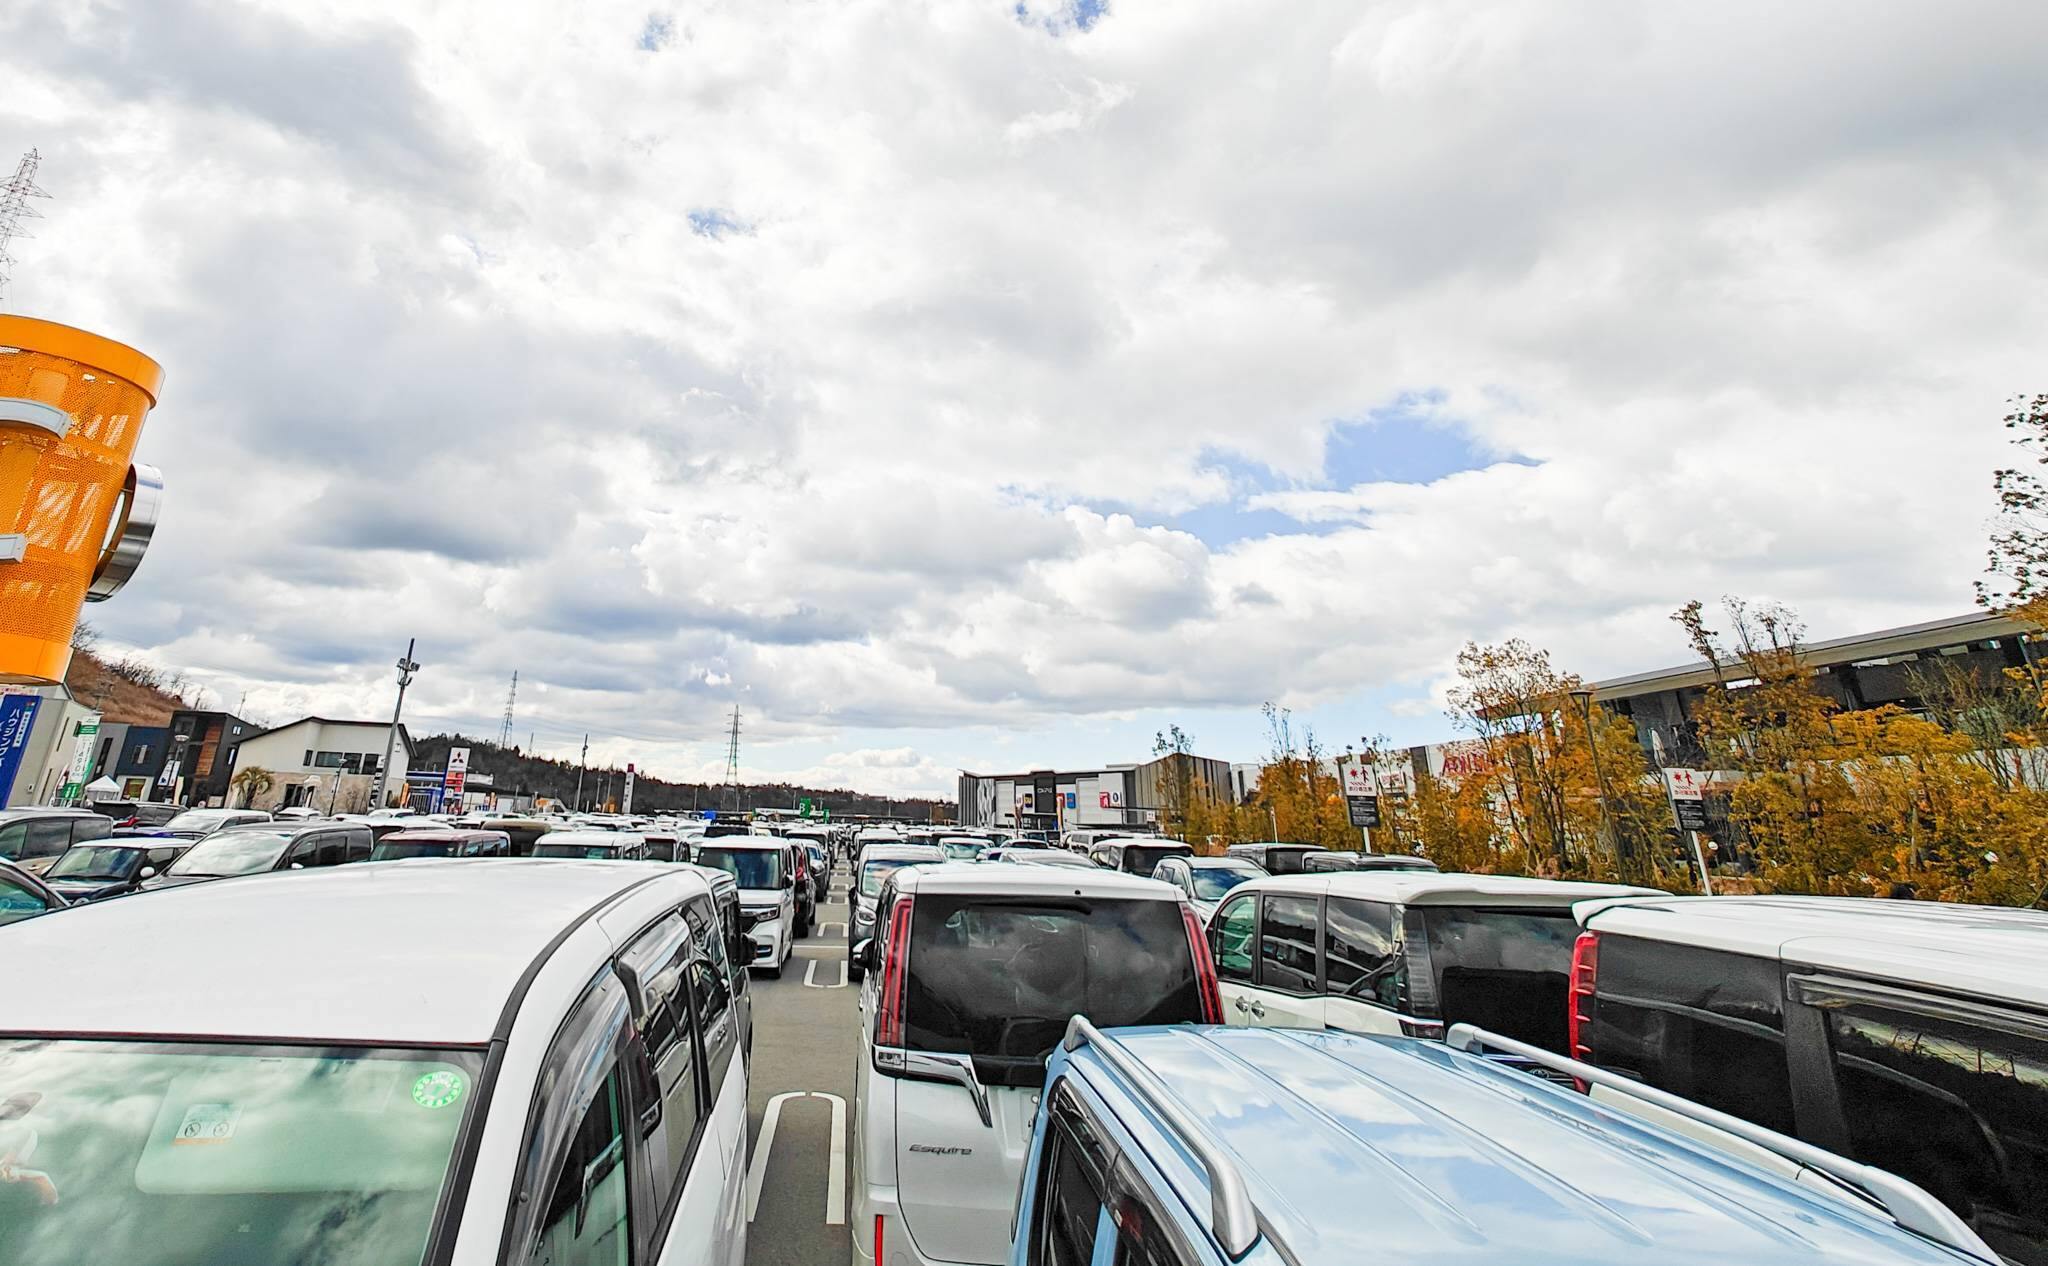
[1014,1020,1997,1266]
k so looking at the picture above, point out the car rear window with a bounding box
[902,895,1200,1086]
[1117,845,1188,874]
[1419,906,1579,1053]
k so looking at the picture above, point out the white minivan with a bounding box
[1209,871,1657,1048]
[692,837,797,977]
[0,859,751,1266]
[851,865,1219,1266]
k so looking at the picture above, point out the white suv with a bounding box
[847,842,945,981]
[850,864,1220,1266]
[693,837,797,976]
[0,859,751,1265]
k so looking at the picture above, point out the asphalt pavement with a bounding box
[745,860,859,1266]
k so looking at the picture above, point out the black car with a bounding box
[800,842,830,903]
[139,820,374,890]
[42,840,189,902]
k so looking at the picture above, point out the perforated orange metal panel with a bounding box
[0,317,162,685]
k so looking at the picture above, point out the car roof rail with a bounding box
[1444,1024,2000,1263]
[1062,1017,1262,1260]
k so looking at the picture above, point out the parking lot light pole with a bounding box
[371,639,420,812]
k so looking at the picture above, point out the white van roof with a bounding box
[1578,894,2048,1010]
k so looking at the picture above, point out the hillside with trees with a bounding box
[410,734,949,820]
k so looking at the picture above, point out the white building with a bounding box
[228,716,414,812]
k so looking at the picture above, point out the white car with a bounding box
[850,864,1220,1266]
[1148,853,1266,920]
[846,842,945,981]
[0,859,750,1266]
[692,837,797,976]
[531,828,650,860]
[1209,871,1657,1044]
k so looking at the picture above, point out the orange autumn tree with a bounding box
[1443,638,1680,887]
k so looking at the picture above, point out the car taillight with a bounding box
[1180,901,1222,1024]
[876,897,914,1047]
[874,1214,886,1265]
[1569,931,1600,1064]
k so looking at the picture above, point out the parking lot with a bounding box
[745,857,856,1266]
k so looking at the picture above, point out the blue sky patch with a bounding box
[1015,0,1108,35]
[687,208,749,239]
[637,14,674,52]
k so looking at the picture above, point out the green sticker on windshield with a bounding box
[411,1069,465,1109]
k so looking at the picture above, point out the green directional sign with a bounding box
[798,797,813,817]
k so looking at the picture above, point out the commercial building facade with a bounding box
[229,717,414,813]
[957,752,1233,833]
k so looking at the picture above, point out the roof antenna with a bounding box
[0,149,51,309]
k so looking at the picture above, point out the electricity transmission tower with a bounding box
[722,707,742,812]
[497,671,518,748]
[0,149,52,307]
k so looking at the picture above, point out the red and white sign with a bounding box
[1663,767,1705,801]
[444,746,470,800]
[1342,762,1373,797]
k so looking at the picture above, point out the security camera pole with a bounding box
[371,639,420,811]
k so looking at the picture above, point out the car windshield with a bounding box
[370,841,458,861]
[1188,866,1259,900]
[1012,851,1095,868]
[902,895,1201,1086]
[532,841,617,859]
[46,846,146,881]
[695,846,782,890]
[859,856,932,897]
[0,1039,480,1265]
[167,831,292,878]
[939,841,981,861]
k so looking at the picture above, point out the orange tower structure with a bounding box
[0,315,165,685]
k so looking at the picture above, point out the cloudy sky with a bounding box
[7,1,2046,797]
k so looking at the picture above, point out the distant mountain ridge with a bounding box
[410,733,949,818]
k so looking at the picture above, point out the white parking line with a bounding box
[803,957,847,989]
[820,1091,847,1225]
[818,920,847,939]
[746,1090,848,1225]
[747,1091,806,1221]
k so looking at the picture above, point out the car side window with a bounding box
[22,819,70,860]
[1210,896,1255,984]
[682,896,737,1087]
[617,914,708,1217]
[1589,937,1796,1135]
[0,823,23,858]
[1258,894,1320,993]
[285,835,321,868]
[1323,897,1401,1007]
[343,829,372,863]
[532,1067,634,1266]
[1033,1106,1109,1266]
[1818,992,2048,1264]
[314,832,349,867]
[0,872,50,924]
[146,846,179,870]
[72,815,113,843]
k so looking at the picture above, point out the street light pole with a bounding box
[574,734,588,811]
[1569,687,1631,881]
[370,639,419,813]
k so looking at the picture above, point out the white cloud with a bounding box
[8,0,2045,797]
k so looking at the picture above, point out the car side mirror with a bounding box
[289,862,304,870]
[853,937,876,971]
[138,866,156,879]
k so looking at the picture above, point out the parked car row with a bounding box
[838,847,2028,1266]
[1196,868,2048,1264]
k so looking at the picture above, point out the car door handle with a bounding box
[1232,996,1249,1013]
[1246,1000,1267,1019]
